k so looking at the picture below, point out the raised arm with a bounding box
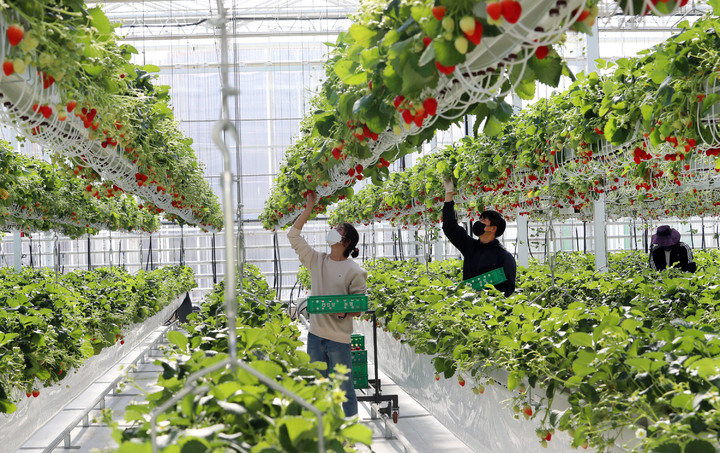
[441,177,474,254]
[287,191,320,268]
[292,191,317,231]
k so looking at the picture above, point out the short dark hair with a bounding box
[340,223,360,258]
[480,210,506,237]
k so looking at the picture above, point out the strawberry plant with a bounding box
[261,0,692,230]
[0,142,160,236]
[329,10,720,227]
[0,265,195,413]
[106,263,372,452]
[1,2,222,230]
[363,251,720,452]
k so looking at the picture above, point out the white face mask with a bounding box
[326,229,343,246]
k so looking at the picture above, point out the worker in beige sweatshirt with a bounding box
[287,190,367,417]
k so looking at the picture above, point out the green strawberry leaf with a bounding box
[167,330,188,351]
[349,24,377,47]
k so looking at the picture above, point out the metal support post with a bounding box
[516,212,529,267]
[13,230,21,271]
[594,193,608,273]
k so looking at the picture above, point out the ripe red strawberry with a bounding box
[501,0,522,24]
[7,24,24,47]
[487,2,502,20]
[423,36,432,47]
[393,95,405,109]
[348,168,355,177]
[523,405,533,417]
[458,378,465,386]
[423,97,438,116]
[435,61,455,75]
[535,46,549,60]
[40,105,52,119]
[431,6,446,21]
[545,431,552,441]
[32,390,39,398]
[402,109,414,124]
[413,112,424,127]
[42,73,55,89]
[3,60,13,76]
[355,164,363,174]
[26,392,31,398]
[332,147,342,159]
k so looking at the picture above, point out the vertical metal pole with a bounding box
[87,236,91,271]
[13,230,21,272]
[517,212,529,267]
[212,1,238,368]
[594,193,608,273]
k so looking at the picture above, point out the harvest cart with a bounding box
[307,295,399,423]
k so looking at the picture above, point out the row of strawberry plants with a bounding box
[329,9,720,227]
[364,252,720,452]
[261,0,694,230]
[0,142,160,237]
[259,0,598,229]
[0,265,195,413]
[106,263,372,452]
[1,1,222,229]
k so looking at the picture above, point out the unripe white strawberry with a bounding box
[441,17,455,32]
[454,36,469,54]
[13,58,26,74]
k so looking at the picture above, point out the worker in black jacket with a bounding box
[649,225,697,273]
[441,177,517,296]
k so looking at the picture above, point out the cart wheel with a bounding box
[392,411,399,423]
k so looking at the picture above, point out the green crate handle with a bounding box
[307,294,369,314]
[463,268,507,291]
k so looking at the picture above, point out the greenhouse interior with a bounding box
[2,0,720,452]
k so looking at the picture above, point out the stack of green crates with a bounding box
[351,334,368,389]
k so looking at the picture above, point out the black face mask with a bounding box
[472,221,485,237]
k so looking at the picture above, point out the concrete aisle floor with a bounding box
[17,326,474,453]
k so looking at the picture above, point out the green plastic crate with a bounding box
[351,334,365,350]
[307,294,368,314]
[353,363,369,389]
[463,268,507,291]
[352,349,367,364]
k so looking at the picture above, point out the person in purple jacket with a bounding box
[441,177,517,296]
[287,191,367,417]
